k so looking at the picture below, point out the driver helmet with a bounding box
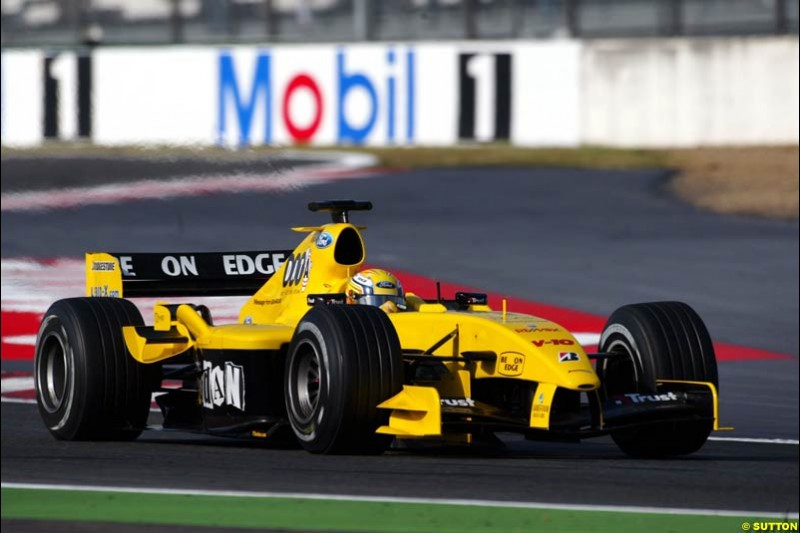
[347,269,406,312]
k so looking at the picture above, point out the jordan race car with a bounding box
[34,201,730,456]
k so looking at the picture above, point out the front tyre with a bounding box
[285,305,403,454]
[597,301,718,458]
[34,298,159,440]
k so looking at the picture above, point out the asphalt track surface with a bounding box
[0,153,304,193]
[1,155,798,516]
[2,402,798,513]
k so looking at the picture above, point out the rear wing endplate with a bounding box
[86,250,293,298]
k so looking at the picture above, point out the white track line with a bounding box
[709,436,799,445]
[2,335,38,346]
[0,397,35,404]
[0,166,377,212]
[0,376,34,393]
[2,482,796,519]
[573,332,601,345]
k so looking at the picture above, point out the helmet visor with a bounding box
[356,294,406,310]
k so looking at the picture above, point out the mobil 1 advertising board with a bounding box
[0,42,580,147]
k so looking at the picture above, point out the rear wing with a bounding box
[86,251,293,298]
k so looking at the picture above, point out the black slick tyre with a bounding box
[34,297,160,440]
[597,301,718,458]
[284,304,403,454]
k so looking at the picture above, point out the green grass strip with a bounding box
[2,487,793,533]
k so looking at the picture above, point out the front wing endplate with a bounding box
[377,385,442,437]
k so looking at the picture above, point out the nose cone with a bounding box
[560,359,601,390]
[508,322,600,390]
[539,346,599,390]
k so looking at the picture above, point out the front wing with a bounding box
[377,379,730,440]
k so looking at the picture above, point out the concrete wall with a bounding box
[581,37,799,147]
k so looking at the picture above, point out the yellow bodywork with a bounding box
[91,224,365,360]
[388,311,599,390]
[121,303,293,363]
[87,219,723,439]
[238,224,366,327]
[376,386,442,437]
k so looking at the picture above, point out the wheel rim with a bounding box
[37,332,70,414]
[292,340,321,423]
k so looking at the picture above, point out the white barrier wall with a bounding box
[0,37,797,148]
[581,37,799,147]
[1,50,43,146]
[0,41,580,148]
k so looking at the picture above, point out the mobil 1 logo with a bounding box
[458,52,512,142]
[43,51,93,140]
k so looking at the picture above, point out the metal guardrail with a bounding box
[1,0,798,47]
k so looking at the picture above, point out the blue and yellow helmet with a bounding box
[347,269,406,311]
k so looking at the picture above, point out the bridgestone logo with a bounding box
[91,261,116,271]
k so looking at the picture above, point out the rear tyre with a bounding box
[284,305,403,454]
[597,301,718,458]
[34,297,160,440]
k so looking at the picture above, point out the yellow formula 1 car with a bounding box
[34,201,727,457]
